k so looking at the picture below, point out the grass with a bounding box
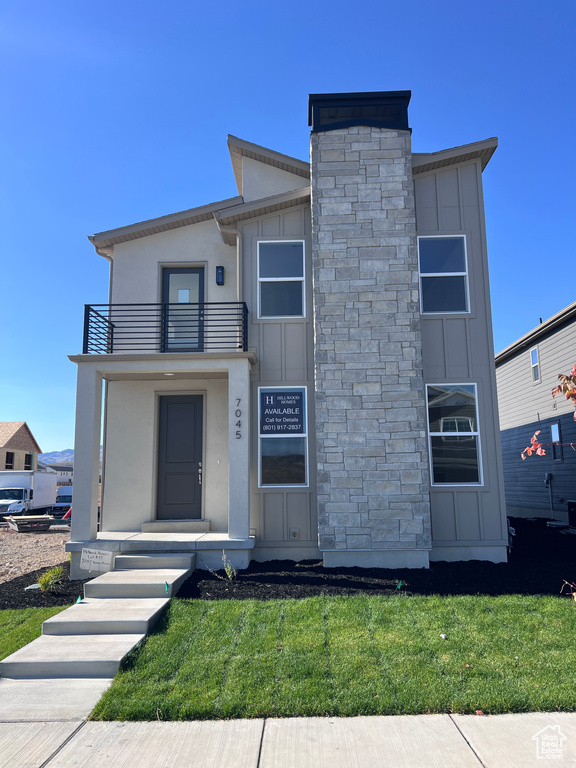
[0,607,69,660]
[91,593,576,721]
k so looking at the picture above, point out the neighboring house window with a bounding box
[259,387,308,486]
[24,454,33,470]
[257,241,305,318]
[530,347,540,382]
[5,452,14,470]
[418,236,469,314]
[427,383,482,484]
[551,423,562,461]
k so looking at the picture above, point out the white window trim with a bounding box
[426,382,484,486]
[258,386,308,488]
[418,235,470,315]
[257,240,306,319]
[530,346,541,383]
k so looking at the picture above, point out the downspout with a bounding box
[214,219,242,303]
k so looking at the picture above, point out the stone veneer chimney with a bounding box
[309,91,432,568]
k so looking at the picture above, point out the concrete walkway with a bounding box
[1,709,576,766]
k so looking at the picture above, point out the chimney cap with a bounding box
[308,90,411,133]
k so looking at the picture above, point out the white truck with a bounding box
[0,470,58,519]
[52,485,73,517]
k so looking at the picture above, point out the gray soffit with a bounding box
[412,137,498,175]
[495,301,576,365]
[88,196,244,255]
[227,135,310,195]
[213,187,311,245]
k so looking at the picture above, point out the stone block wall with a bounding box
[310,125,432,566]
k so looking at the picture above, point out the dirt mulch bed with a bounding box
[177,518,576,601]
[2,518,576,610]
[0,561,90,610]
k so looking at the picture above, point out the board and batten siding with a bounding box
[240,205,318,556]
[415,161,507,552]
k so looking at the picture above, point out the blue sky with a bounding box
[1,0,574,451]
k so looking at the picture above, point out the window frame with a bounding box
[530,347,540,383]
[24,453,33,471]
[551,422,563,462]
[426,382,484,486]
[418,235,470,315]
[257,240,306,320]
[5,452,14,470]
[258,386,308,488]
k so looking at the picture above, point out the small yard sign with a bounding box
[80,548,113,572]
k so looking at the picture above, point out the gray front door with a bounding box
[157,395,203,519]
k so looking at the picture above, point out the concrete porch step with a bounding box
[0,634,144,678]
[114,552,196,570]
[142,520,210,533]
[42,598,170,636]
[84,568,191,599]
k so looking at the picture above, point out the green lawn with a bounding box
[91,593,576,720]
[0,607,69,661]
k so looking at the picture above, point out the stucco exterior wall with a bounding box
[241,157,308,202]
[102,377,229,531]
[110,220,237,305]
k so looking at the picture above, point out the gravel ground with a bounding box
[0,525,71,585]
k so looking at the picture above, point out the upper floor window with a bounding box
[530,347,540,382]
[426,383,482,485]
[24,454,33,470]
[418,236,469,314]
[258,241,305,318]
[5,452,14,470]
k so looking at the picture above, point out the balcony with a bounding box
[83,303,249,355]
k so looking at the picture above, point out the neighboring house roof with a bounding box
[37,461,57,473]
[412,137,498,174]
[88,196,243,257]
[495,301,576,366]
[227,135,310,195]
[50,463,74,472]
[0,422,42,454]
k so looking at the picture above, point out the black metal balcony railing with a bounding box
[83,303,249,354]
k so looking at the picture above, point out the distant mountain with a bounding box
[39,450,75,465]
[39,448,103,465]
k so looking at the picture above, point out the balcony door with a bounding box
[162,268,204,352]
[157,395,203,519]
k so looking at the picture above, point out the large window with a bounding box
[5,452,14,470]
[418,236,469,314]
[258,241,305,318]
[24,454,33,470]
[426,384,482,485]
[259,387,308,486]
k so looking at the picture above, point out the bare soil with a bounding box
[1,518,576,611]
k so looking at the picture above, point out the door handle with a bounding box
[198,464,202,486]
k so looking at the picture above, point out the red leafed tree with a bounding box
[521,363,576,459]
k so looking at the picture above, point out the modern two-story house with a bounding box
[67,91,507,578]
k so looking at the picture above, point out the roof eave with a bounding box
[227,135,310,196]
[495,301,576,365]
[412,137,498,175]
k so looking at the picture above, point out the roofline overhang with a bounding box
[412,137,498,175]
[214,187,311,245]
[227,135,310,196]
[88,196,244,257]
[495,301,576,366]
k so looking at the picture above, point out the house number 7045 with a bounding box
[235,398,242,439]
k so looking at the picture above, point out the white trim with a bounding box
[257,240,305,319]
[257,385,308,488]
[426,382,484,486]
[418,235,470,315]
[530,346,541,383]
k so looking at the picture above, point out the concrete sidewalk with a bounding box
[2,711,576,767]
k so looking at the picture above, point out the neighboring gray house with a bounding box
[495,301,576,520]
[67,90,507,578]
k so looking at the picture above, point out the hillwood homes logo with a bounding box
[532,725,566,760]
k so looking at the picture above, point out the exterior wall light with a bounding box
[216,266,225,286]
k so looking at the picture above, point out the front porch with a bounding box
[67,351,258,580]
